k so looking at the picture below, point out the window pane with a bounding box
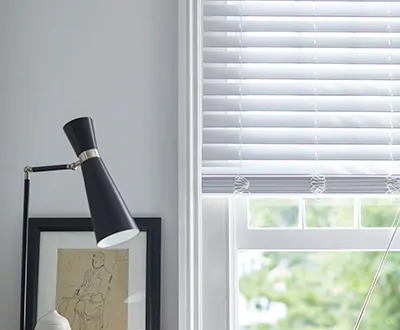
[249,198,299,228]
[305,198,354,228]
[238,250,400,330]
[361,198,400,227]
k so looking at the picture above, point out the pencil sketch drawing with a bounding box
[56,249,128,330]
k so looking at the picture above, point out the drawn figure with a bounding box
[58,252,112,330]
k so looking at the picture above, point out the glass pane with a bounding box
[361,198,400,227]
[305,198,354,228]
[238,250,400,330]
[249,198,299,228]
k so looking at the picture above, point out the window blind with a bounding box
[202,0,400,193]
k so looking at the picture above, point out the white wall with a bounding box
[0,1,178,329]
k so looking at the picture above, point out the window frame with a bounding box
[213,195,400,330]
[179,0,400,330]
[178,0,203,330]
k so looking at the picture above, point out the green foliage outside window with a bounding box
[305,198,354,227]
[249,198,299,228]
[361,199,399,227]
[240,250,400,330]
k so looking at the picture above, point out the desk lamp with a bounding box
[21,117,139,330]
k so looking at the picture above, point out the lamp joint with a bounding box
[68,160,81,171]
[23,166,33,180]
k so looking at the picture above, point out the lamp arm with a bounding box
[24,160,81,179]
[20,160,80,330]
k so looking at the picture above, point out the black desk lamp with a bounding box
[21,117,139,330]
[22,117,139,248]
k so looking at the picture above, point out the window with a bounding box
[180,0,400,330]
[203,196,400,330]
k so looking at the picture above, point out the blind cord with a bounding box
[386,3,400,197]
[310,0,326,195]
[354,208,400,330]
[233,0,250,194]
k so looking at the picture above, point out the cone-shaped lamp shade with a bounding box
[63,117,139,248]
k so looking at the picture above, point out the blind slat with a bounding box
[204,2,400,17]
[203,96,400,111]
[204,64,400,80]
[202,160,397,175]
[203,128,400,144]
[205,0,400,2]
[204,18,400,33]
[203,144,400,161]
[204,33,400,48]
[204,112,400,128]
[203,80,400,96]
[204,48,400,64]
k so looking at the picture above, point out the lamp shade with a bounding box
[63,117,139,248]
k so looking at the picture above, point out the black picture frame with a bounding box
[20,217,161,330]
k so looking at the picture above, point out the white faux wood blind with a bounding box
[202,0,400,188]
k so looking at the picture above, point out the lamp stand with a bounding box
[20,161,81,330]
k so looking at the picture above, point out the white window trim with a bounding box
[178,0,202,330]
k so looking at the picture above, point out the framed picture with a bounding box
[20,217,161,330]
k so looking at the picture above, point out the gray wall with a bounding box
[0,1,178,329]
